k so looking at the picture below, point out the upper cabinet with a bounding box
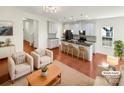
[73,23,81,35]
[64,22,81,35]
[84,23,96,36]
[64,24,72,30]
[63,21,96,36]
[48,21,58,34]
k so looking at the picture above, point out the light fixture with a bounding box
[42,6,57,13]
[64,29,66,33]
[71,29,73,33]
[80,30,83,33]
[67,13,89,21]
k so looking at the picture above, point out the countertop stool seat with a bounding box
[67,44,74,57]
[78,46,87,60]
[72,46,79,58]
[61,43,68,54]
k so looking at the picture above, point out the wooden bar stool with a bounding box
[73,46,79,58]
[67,44,74,57]
[78,46,87,60]
[61,42,68,53]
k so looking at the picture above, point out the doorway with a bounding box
[23,18,38,53]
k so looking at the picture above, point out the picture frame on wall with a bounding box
[0,20,13,36]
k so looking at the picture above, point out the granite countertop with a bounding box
[48,38,59,39]
[61,40,92,46]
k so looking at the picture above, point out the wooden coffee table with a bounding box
[27,64,62,86]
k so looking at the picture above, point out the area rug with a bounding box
[1,60,94,86]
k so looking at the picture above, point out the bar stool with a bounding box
[67,44,74,56]
[73,45,79,58]
[78,46,87,60]
[61,42,68,53]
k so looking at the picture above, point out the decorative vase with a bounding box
[41,71,48,77]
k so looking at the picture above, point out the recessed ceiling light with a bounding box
[42,6,57,13]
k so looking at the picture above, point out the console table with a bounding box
[0,45,15,59]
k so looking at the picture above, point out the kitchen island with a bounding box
[61,40,93,62]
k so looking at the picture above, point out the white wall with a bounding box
[38,17,48,48]
[0,7,48,52]
[0,7,23,52]
[56,22,63,44]
[95,17,124,56]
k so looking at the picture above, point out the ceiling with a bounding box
[14,6,124,22]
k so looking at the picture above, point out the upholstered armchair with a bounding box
[8,52,33,82]
[31,48,53,69]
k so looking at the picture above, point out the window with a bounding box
[101,27,113,47]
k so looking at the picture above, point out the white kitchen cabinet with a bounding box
[64,22,96,36]
[48,22,58,34]
[72,23,81,35]
[85,41,96,53]
[54,23,58,33]
[84,23,95,36]
[48,22,52,33]
[48,39,59,49]
[54,39,59,47]
[64,24,71,30]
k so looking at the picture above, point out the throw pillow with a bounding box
[35,49,46,57]
[12,52,25,65]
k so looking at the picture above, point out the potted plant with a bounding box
[41,65,48,77]
[114,40,124,59]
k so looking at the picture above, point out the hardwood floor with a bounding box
[0,58,10,84]
[52,48,103,79]
[52,48,124,79]
[24,40,35,54]
[0,41,124,84]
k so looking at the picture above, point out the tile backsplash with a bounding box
[48,34,56,38]
[86,36,96,42]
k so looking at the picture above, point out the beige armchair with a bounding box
[31,48,53,69]
[8,52,33,82]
